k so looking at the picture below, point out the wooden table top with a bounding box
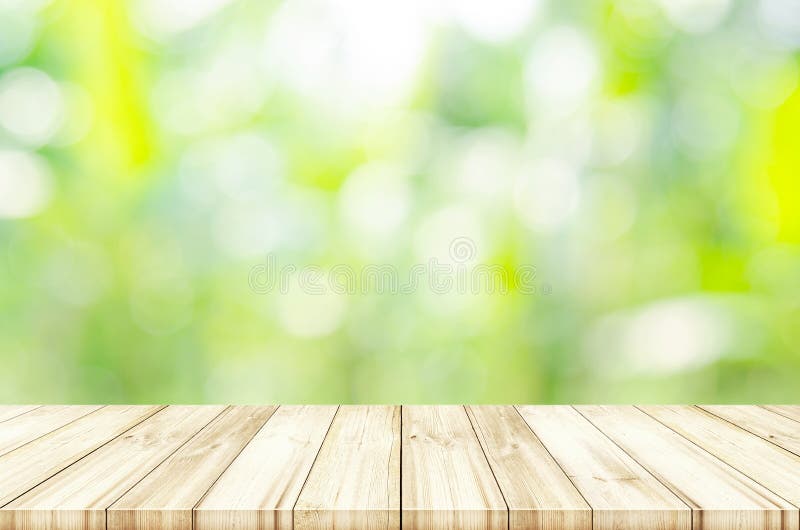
[0,405,799,530]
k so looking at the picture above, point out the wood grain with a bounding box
[579,405,798,530]
[701,405,800,457]
[295,405,401,530]
[0,405,101,456]
[0,405,225,530]
[0,406,40,423]
[466,405,591,530]
[642,405,800,508]
[108,406,277,530]
[517,405,690,530]
[0,405,798,530]
[402,405,507,530]
[0,405,162,507]
[761,406,800,425]
[194,405,338,530]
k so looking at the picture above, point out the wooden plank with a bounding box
[0,405,101,456]
[0,405,225,530]
[578,405,798,530]
[194,405,338,530]
[466,405,591,530]
[108,406,277,530]
[642,406,800,508]
[517,405,689,530]
[0,406,40,423]
[295,405,401,530]
[762,406,800,424]
[401,405,507,530]
[700,405,800,457]
[0,405,162,507]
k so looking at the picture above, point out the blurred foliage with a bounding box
[1,0,800,403]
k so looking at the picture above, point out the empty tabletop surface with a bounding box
[0,405,799,530]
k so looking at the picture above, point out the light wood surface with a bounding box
[1,405,800,530]
[402,405,507,530]
[466,405,591,530]
[108,406,277,530]
[0,405,224,530]
[0,405,40,423]
[0,405,162,507]
[517,405,690,530]
[642,405,800,508]
[0,405,101,456]
[295,405,401,530]
[701,405,800,457]
[763,406,800,423]
[194,405,338,530]
[578,405,797,530]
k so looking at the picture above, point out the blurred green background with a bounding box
[1,0,800,403]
